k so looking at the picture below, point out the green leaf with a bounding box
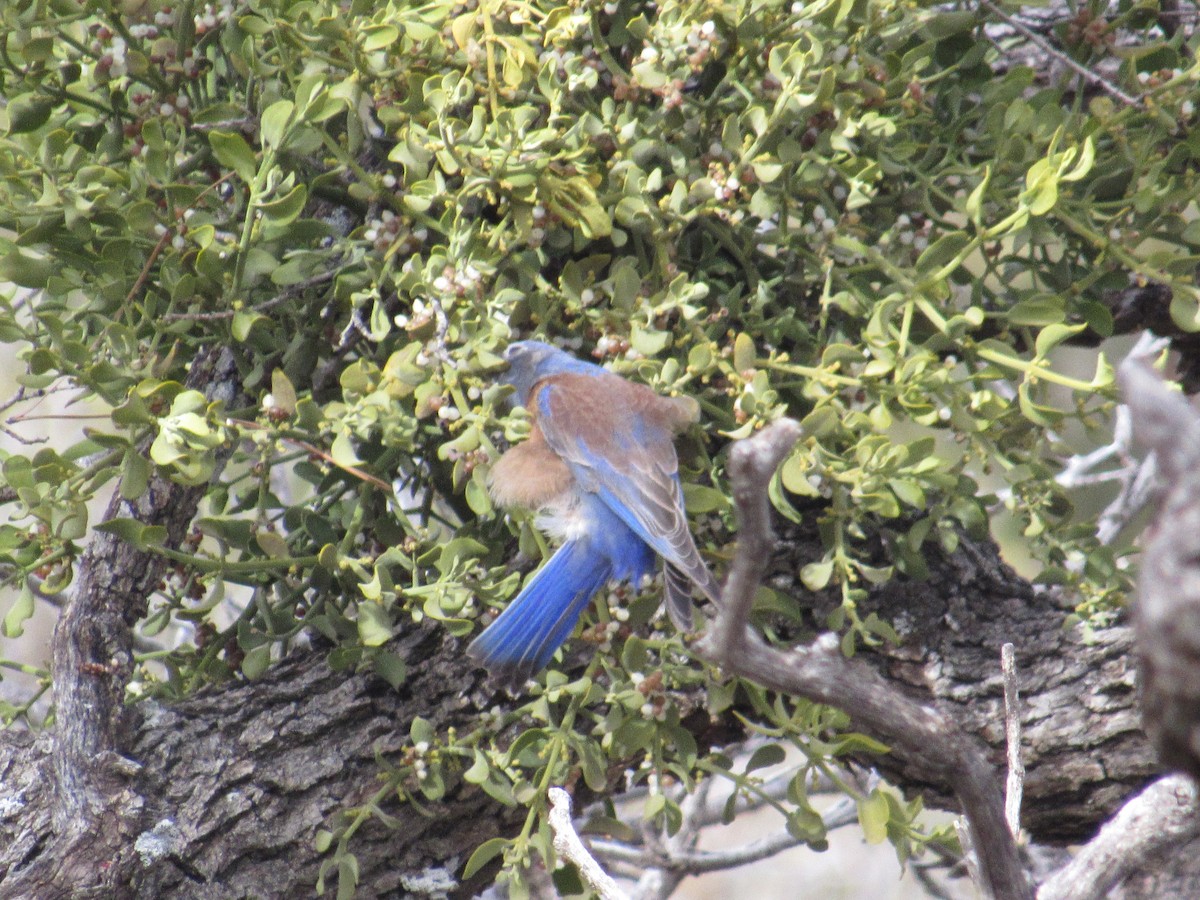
[94,518,167,550]
[733,332,756,373]
[450,12,477,49]
[915,231,971,274]
[410,716,435,745]
[682,483,729,514]
[372,649,407,689]
[255,531,290,559]
[1007,296,1065,327]
[241,643,272,679]
[858,789,891,844]
[964,166,990,227]
[745,742,786,772]
[463,837,509,880]
[357,602,394,647]
[0,248,54,289]
[800,557,835,591]
[6,94,54,134]
[119,449,152,501]
[258,183,307,224]
[1060,136,1095,183]
[921,10,977,39]
[464,750,490,784]
[1022,157,1059,216]
[197,516,254,548]
[621,635,648,671]
[540,173,612,239]
[362,24,400,51]
[336,853,359,900]
[260,99,295,150]
[629,325,670,356]
[3,584,35,638]
[209,130,257,182]
[330,432,362,466]
[270,369,298,415]
[1034,322,1085,357]
[231,310,268,342]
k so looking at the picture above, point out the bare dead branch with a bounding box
[597,797,857,879]
[697,418,1032,900]
[1002,643,1025,840]
[1037,775,1200,900]
[1118,358,1200,779]
[548,787,627,900]
[979,1,1143,107]
[955,819,984,894]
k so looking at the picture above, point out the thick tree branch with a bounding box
[1,625,524,898]
[34,347,242,896]
[1037,775,1200,900]
[1118,359,1200,779]
[697,419,1033,900]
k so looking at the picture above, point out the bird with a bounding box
[468,340,721,680]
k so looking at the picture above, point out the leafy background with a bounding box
[2,0,1195,894]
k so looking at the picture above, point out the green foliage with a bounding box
[0,0,1194,891]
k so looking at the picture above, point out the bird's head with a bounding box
[500,340,595,406]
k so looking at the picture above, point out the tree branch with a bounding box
[1037,775,1200,900]
[1002,642,1024,839]
[697,419,1033,900]
[1118,358,1200,779]
[0,412,1166,897]
[979,1,1143,108]
[36,347,243,896]
[549,788,627,900]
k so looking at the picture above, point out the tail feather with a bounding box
[468,539,611,680]
[663,562,697,631]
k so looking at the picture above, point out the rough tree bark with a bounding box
[0,473,1164,897]
[1,623,526,899]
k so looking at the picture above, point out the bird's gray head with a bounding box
[500,340,597,406]
[500,341,562,406]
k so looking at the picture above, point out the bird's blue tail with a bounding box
[468,538,611,680]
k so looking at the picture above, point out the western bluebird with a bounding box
[469,340,720,679]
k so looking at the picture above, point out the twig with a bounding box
[0,382,75,415]
[226,418,392,492]
[547,787,627,900]
[1058,333,1167,546]
[595,796,858,877]
[707,419,804,661]
[161,270,336,322]
[1001,643,1024,840]
[1037,775,1200,900]
[0,421,47,445]
[955,819,983,895]
[127,170,237,305]
[978,1,1143,108]
[126,221,176,306]
[697,418,1032,900]
[8,413,110,423]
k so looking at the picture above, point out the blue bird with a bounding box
[469,340,720,680]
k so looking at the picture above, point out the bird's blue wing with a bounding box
[533,373,720,606]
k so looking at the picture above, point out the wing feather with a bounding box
[532,373,720,603]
